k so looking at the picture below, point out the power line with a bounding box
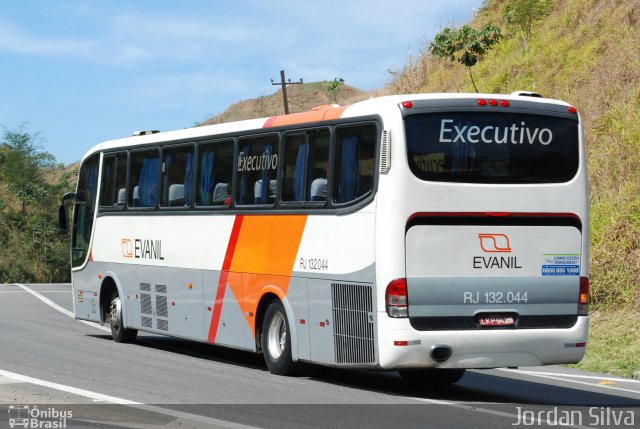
[270,70,303,115]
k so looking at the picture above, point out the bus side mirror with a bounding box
[58,204,69,234]
[58,192,76,234]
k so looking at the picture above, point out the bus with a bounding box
[59,92,589,383]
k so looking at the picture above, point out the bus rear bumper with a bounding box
[377,315,588,370]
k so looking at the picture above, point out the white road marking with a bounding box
[0,369,263,428]
[498,369,640,395]
[0,290,70,293]
[502,369,640,384]
[0,368,138,404]
[15,283,111,333]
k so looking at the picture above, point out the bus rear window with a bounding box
[405,112,579,183]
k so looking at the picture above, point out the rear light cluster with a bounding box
[386,278,408,318]
[578,276,589,316]
[477,98,510,107]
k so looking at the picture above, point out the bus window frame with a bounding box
[127,147,161,211]
[234,132,281,210]
[91,114,381,218]
[159,142,196,211]
[98,151,128,212]
[279,126,331,209]
[330,121,379,209]
[193,138,236,211]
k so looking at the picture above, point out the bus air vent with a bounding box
[141,316,152,328]
[379,130,391,174]
[331,283,376,364]
[156,319,169,331]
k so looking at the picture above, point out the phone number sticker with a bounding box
[541,265,580,276]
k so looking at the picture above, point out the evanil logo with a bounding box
[439,119,553,145]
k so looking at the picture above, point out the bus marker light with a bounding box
[300,319,306,325]
[579,277,589,305]
[187,282,193,289]
[568,106,577,114]
[171,301,176,306]
[394,341,408,346]
[97,274,102,280]
[320,321,326,327]
[477,99,487,106]
[402,101,413,109]
[488,99,498,106]
[207,306,212,312]
[576,342,586,348]
[500,100,510,107]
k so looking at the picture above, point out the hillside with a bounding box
[200,81,370,125]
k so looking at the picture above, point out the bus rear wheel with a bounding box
[399,368,466,385]
[109,294,137,343]
[260,300,297,375]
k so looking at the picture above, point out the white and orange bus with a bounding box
[59,92,589,383]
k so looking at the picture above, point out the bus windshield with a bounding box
[405,112,579,183]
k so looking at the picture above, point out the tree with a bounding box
[327,77,345,103]
[429,23,502,93]
[503,0,553,52]
[0,126,56,213]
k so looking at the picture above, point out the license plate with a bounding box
[479,315,515,327]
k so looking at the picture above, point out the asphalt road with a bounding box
[0,283,638,429]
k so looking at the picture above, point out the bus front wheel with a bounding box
[260,300,297,375]
[109,295,137,343]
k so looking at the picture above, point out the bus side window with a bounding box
[282,134,306,203]
[332,124,376,204]
[161,145,194,208]
[129,149,159,208]
[307,130,329,202]
[100,152,127,208]
[236,135,279,206]
[196,140,234,206]
[99,155,116,207]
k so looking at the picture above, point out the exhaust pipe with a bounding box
[430,344,452,363]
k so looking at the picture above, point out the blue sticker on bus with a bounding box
[541,265,580,276]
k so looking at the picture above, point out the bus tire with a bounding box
[109,294,137,343]
[260,300,296,376]
[399,368,465,385]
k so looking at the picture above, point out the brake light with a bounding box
[386,278,408,318]
[578,276,589,315]
[568,106,578,114]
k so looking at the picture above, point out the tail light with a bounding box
[386,278,408,318]
[578,277,589,316]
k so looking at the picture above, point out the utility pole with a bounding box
[271,70,303,114]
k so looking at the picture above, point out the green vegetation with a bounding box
[429,23,502,92]
[0,126,75,283]
[327,77,345,103]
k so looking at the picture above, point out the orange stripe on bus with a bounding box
[263,105,348,128]
[207,215,308,343]
[207,215,244,343]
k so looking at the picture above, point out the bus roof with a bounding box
[79,92,575,163]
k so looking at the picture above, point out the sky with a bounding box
[0,0,483,165]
